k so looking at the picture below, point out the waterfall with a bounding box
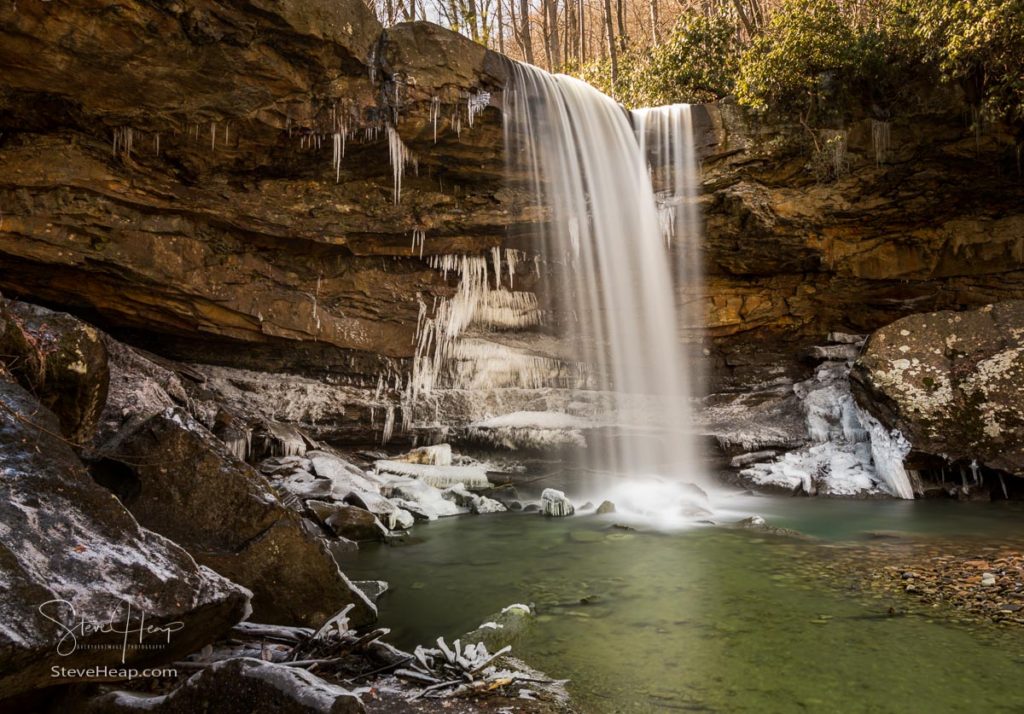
[503,63,707,497]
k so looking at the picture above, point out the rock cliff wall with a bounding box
[2,1,1023,445]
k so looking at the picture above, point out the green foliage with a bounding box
[571,0,1024,129]
[911,0,1024,125]
[736,0,859,114]
[576,12,739,108]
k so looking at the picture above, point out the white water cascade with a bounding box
[503,63,708,513]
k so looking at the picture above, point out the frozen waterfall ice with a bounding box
[502,63,708,505]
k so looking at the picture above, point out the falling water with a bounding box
[503,63,707,506]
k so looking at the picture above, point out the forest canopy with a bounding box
[363,0,1024,126]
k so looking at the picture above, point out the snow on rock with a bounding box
[381,477,467,520]
[540,488,574,517]
[374,460,491,489]
[443,483,508,515]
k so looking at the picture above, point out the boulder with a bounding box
[0,300,108,442]
[101,408,376,627]
[84,657,364,713]
[851,302,1024,476]
[307,501,387,542]
[0,378,249,699]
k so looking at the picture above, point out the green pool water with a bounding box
[339,496,1024,713]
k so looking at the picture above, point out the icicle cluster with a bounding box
[112,127,134,158]
[411,228,426,258]
[467,91,491,127]
[387,126,417,205]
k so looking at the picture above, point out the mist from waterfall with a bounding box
[503,63,707,504]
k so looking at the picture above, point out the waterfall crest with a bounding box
[503,63,706,494]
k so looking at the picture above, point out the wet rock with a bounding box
[460,603,534,651]
[0,379,249,699]
[596,500,616,514]
[84,657,364,713]
[443,483,508,514]
[352,580,389,605]
[852,301,1024,476]
[0,299,108,442]
[540,488,575,517]
[307,501,387,542]
[100,408,375,627]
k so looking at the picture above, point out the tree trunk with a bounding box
[615,0,627,51]
[498,0,506,53]
[649,0,660,44]
[603,0,617,89]
[520,0,534,63]
[546,0,561,70]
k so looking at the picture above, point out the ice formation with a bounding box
[375,460,491,489]
[410,228,426,258]
[738,359,917,499]
[387,126,417,205]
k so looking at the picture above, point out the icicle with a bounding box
[210,123,216,151]
[431,96,441,142]
[382,406,395,445]
[155,132,160,156]
[411,228,426,258]
[332,132,343,182]
[387,126,415,205]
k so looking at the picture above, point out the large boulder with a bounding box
[0,299,109,443]
[851,302,1024,475]
[0,378,249,699]
[101,408,376,627]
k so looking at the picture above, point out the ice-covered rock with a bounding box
[381,477,467,520]
[464,411,589,450]
[374,459,491,489]
[540,488,575,517]
[443,483,508,514]
[737,359,914,498]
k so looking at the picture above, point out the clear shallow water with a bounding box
[340,497,1024,713]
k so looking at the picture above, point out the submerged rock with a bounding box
[99,408,375,627]
[540,488,575,517]
[0,379,249,699]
